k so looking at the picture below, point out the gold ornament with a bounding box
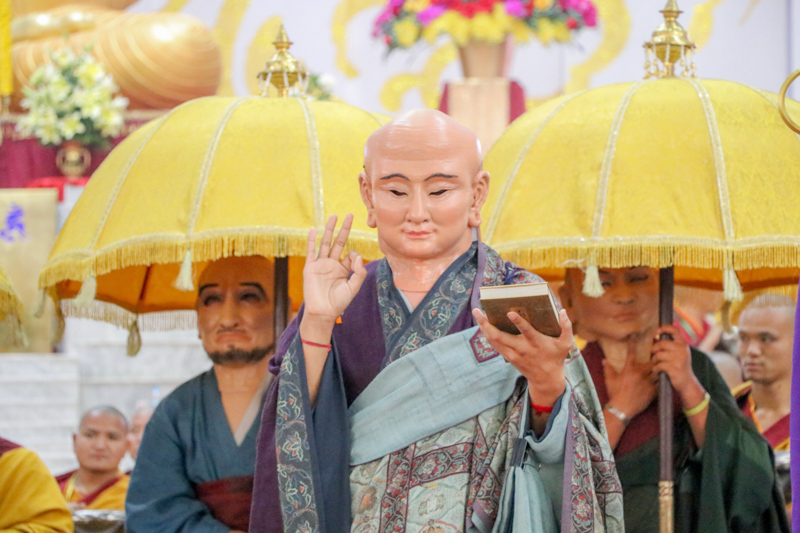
[11,5,221,110]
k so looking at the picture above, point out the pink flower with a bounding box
[559,0,598,27]
[581,3,597,27]
[505,0,528,17]
[418,5,446,25]
[373,8,394,35]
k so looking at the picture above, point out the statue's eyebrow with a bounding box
[198,283,218,296]
[241,282,267,299]
[378,173,457,181]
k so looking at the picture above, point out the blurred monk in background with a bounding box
[734,294,795,452]
[56,405,130,511]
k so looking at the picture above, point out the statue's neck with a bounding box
[214,358,269,393]
[387,242,473,291]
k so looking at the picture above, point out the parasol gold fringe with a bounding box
[493,242,800,274]
[0,290,24,323]
[61,299,199,331]
[0,286,25,348]
[40,231,382,290]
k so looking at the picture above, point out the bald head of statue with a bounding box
[358,109,489,262]
[195,255,275,366]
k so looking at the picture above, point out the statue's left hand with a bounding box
[472,308,573,407]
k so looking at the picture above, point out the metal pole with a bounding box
[273,256,290,344]
[659,267,674,533]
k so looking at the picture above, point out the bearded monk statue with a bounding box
[10,0,221,110]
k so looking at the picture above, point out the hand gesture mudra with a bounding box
[302,214,368,323]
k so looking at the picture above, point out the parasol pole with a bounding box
[273,257,289,344]
[658,267,675,533]
[643,3,696,531]
[256,25,309,344]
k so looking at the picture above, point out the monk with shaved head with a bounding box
[127,256,275,533]
[56,406,130,511]
[251,109,623,532]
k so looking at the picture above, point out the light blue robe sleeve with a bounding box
[125,405,229,533]
[488,386,568,533]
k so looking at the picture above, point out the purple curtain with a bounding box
[791,280,800,529]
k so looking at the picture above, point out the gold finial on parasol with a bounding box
[257,25,309,97]
[644,0,696,79]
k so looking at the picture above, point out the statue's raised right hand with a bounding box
[301,214,367,325]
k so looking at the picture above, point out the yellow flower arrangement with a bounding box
[374,0,598,51]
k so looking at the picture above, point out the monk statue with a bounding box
[10,0,221,110]
[249,109,624,532]
[126,256,276,532]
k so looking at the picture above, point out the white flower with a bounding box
[58,113,87,140]
[317,73,336,92]
[96,106,124,137]
[35,123,61,145]
[47,75,71,103]
[111,96,128,110]
[75,61,104,88]
[76,90,104,120]
[52,48,76,70]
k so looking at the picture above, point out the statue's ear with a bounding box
[358,172,377,228]
[468,170,490,228]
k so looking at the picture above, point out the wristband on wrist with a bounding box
[604,403,631,426]
[683,391,710,417]
[301,338,332,350]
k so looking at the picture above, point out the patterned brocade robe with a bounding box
[250,243,624,533]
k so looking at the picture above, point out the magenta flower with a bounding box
[505,0,527,17]
[560,0,598,27]
[581,3,597,27]
[418,5,447,25]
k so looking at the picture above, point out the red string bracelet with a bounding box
[531,402,554,415]
[301,339,332,350]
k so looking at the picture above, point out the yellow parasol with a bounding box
[483,2,800,530]
[0,265,24,344]
[484,66,800,300]
[38,27,387,353]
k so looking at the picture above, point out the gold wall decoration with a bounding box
[564,0,631,95]
[333,0,383,78]
[161,0,192,12]
[688,0,724,50]
[380,42,457,111]
[246,16,283,96]
[688,0,762,52]
[210,0,253,96]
